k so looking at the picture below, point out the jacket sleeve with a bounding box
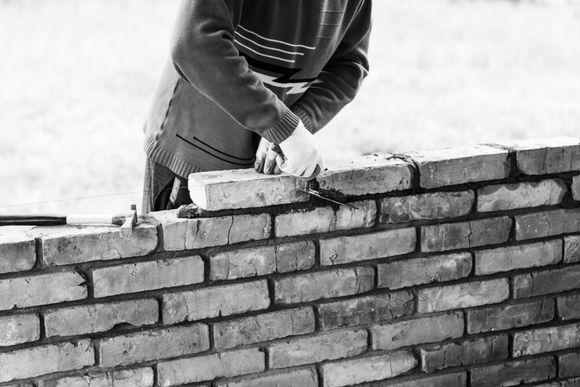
[290,0,372,134]
[170,0,299,144]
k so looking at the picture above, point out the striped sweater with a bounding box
[144,0,372,177]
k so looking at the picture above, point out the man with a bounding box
[143,0,372,212]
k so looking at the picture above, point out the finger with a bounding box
[273,164,282,175]
[264,148,277,175]
[303,164,322,180]
[276,155,293,175]
[300,163,317,179]
[254,154,265,173]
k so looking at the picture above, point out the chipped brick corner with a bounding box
[1,137,580,386]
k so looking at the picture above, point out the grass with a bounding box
[1,0,579,213]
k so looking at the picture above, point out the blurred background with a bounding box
[1,0,579,214]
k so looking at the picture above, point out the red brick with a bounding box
[188,169,309,210]
[515,209,580,240]
[0,271,86,311]
[40,368,154,387]
[315,154,415,196]
[467,299,554,334]
[564,236,580,263]
[317,291,413,330]
[558,294,580,320]
[163,280,269,324]
[213,307,315,350]
[380,191,474,223]
[369,373,467,387]
[418,278,509,313]
[514,265,580,298]
[275,200,376,237]
[475,240,562,275]
[0,234,35,274]
[44,299,158,337]
[0,314,40,346]
[158,348,265,385]
[407,144,509,189]
[420,335,508,372]
[274,267,374,304]
[322,351,417,387]
[470,357,556,387]
[572,175,580,201]
[320,229,416,266]
[99,325,209,367]
[269,329,367,368]
[378,252,471,289]
[421,217,511,252]
[514,323,580,357]
[210,241,314,281]
[0,340,94,383]
[217,368,318,387]
[371,312,463,351]
[560,352,580,378]
[92,256,204,298]
[477,179,565,212]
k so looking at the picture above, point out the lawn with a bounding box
[1,0,579,213]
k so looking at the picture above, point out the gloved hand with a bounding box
[254,137,282,175]
[276,120,324,179]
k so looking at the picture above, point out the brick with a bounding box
[0,233,35,274]
[421,217,511,252]
[315,154,415,196]
[210,241,314,281]
[0,271,86,311]
[0,314,40,346]
[274,267,374,304]
[217,368,318,387]
[407,144,509,189]
[39,224,157,266]
[44,299,158,337]
[378,252,472,289]
[269,329,367,368]
[188,169,309,210]
[40,368,154,387]
[420,335,508,372]
[475,240,562,275]
[560,352,580,378]
[318,291,413,330]
[0,340,94,383]
[99,324,209,367]
[564,236,580,263]
[320,229,415,266]
[93,256,204,298]
[380,191,474,223]
[371,313,464,351]
[537,378,580,387]
[468,299,554,334]
[369,372,467,387]
[477,179,566,212]
[573,175,580,200]
[158,348,264,386]
[275,200,376,237]
[418,278,509,313]
[471,357,556,387]
[163,280,269,324]
[516,209,580,240]
[214,307,314,350]
[514,265,580,298]
[151,210,271,251]
[499,136,580,175]
[514,323,580,357]
[558,294,580,320]
[322,351,417,387]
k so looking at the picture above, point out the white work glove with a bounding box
[254,137,282,175]
[276,120,324,179]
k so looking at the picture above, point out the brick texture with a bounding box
[467,299,554,334]
[320,229,416,266]
[514,265,580,298]
[274,267,374,304]
[558,294,580,320]
[210,242,314,281]
[515,208,580,240]
[477,179,566,212]
[158,348,265,386]
[0,234,36,274]
[421,217,511,252]
[93,256,204,298]
[573,175,580,201]
[380,190,474,223]
[514,323,580,357]
[0,314,40,346]
[475,240,562,275]
[378,252,472,289]
[560,352,580,378]
[0,271,86,311]
[163,281,270,324]
[40,368,154,387]
[44,299,158,337]
[564,235,580,263]
[373,373,467,387]
[217,369,318,387]
[470,357,557,387]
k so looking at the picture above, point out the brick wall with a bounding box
[2,136,580,386]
